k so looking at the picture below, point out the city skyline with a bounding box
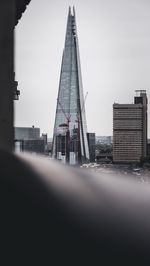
[15,0,150,137]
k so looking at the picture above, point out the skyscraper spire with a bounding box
[68,6,71,15]
[52,7,89,165]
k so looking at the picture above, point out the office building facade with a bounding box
[113,90,147,163]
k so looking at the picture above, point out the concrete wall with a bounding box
[0,1,14,151]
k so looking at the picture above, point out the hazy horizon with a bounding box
[15,0,150,138]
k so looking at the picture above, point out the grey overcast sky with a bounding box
[15,0,150,138]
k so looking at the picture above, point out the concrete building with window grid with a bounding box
[113,90,148,163]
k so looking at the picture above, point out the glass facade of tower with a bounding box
[52,7,89,165]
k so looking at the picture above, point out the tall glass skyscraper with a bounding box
[52,7,89,165]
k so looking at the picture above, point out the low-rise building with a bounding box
[15,126,40,140]
[147,139,150,156]
[96,136,112,145]
[14,126,46,154]
[87,133,96,162]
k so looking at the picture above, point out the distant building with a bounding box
[113,90,148,163]
[52,8,89,165]
[41,134,47,145]
[147,139,150,156]
[14,126,45,154]
[22,139,45,154]
[87,133,96,162]
[15,126,40,140]
[96,136,112,145]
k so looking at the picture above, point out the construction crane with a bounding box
[56,93,88,164]
[56,98,72,163]
[57,98,71,127]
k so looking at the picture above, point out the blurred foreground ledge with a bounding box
[1,149,150,264]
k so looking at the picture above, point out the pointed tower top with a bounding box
[68,6,76,17]
[73,6,76,16]
[68,6,71,15]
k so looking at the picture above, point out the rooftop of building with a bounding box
[113,103,143,108]
[15,126,40,129]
